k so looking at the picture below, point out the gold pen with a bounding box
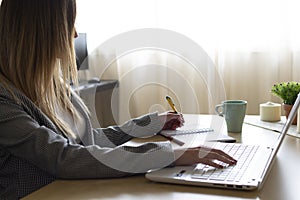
[158,95,184,146]
[166,96,178,113]
[158,132,185,146]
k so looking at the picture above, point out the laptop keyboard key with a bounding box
[192,143,259,182]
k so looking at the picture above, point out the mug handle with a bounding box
[215,104,224,116]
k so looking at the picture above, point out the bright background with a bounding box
[76,0,300,122]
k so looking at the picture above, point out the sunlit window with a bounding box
[76,0,300,52]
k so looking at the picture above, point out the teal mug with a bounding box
[215,100,247,133]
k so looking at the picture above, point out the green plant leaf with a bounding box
[271,81,300,105]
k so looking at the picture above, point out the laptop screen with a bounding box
[273,93,300,152]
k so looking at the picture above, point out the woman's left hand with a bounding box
[173,146,237,168]
[158,111,185,130]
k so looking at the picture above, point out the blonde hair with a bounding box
[0,0,82,138]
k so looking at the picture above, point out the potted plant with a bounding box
[271,81,300,124]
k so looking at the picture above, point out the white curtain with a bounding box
[76,0,300,123]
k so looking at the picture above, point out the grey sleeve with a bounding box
[0,101,175,179]
[92,112,163,147]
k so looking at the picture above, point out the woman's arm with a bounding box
[91,112,162,147]
[91,112,185,147]
[0,99,175,178]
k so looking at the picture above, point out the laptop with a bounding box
[146,94,300,190]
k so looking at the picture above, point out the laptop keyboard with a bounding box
[192,143,259,182]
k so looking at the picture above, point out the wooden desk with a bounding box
[22,115,300,200]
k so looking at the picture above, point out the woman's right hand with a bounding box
[173,146,237,168]
[158,111,185,130]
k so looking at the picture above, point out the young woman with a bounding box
[0,0,236,199]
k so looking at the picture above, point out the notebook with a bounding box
[146,94,300,190]
[160,127,236,145]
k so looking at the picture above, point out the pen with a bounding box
[166,96,178,113]
[158,132,185,146]
[160,95,184,145]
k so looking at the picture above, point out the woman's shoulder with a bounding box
[0,83,37,117]
[0,82,33,104]
[0,83,61,134]
[0,83,17,102]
